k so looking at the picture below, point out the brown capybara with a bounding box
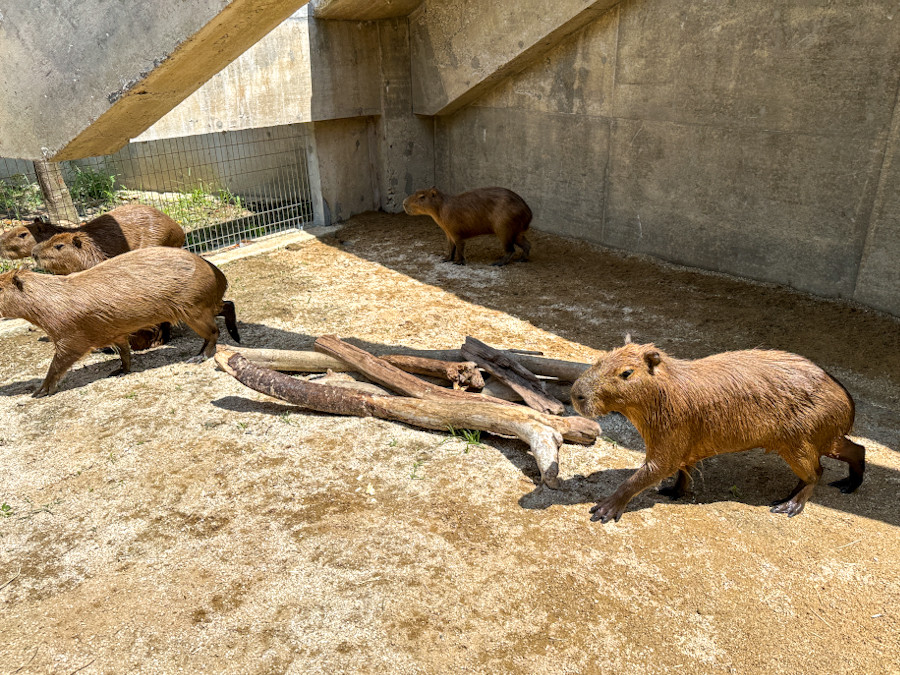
[0,247,240,397]
[570,342,865,522]
[402,186,532,266]
[0,204,185,261]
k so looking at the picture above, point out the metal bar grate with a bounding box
[0,123,315,258]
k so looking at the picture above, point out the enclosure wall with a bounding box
[432,1,900,316]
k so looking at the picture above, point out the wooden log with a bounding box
[462,336,566,416]
[379,354,484,389]
[216,349,601,487]
[314,335,512,406]
[223,345,590,381]
[483,377,572,405]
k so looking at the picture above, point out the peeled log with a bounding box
[215,349,601,487]
[224,345,590,381]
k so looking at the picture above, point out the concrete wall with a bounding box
[434,0,900,315]
[0,0,309,160]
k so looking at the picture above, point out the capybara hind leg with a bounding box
[185,316,219,363]
[590,460,676,523]
[658,467,692,500]
[33,349,84,398]
[492,242,516,267]
[771,448,822,517]
[514,233,531,262]
[218,301,241,343]
[827,437,865,494]
[108,339,132,377]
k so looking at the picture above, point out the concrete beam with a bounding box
[311,0,424,20]
[138,11,382,141]
[409,0,620,116]
[0,0,309,161]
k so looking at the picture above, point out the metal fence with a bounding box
[0,123,315,256]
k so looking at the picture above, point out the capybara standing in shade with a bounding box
[0,247,240,397]
[0,204,185,261]
[402,187,532,266]
[570,342,864,522]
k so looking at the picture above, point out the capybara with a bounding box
[402,186,532,266]
[570,342,865,522]
[0,248,240,397]
[0,204,185,261]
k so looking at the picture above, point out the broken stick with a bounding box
[379,354,484,389]
[462,336,566,415]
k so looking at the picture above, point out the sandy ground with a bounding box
[1,211,898,674]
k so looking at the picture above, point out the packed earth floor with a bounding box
[1,211,898,674]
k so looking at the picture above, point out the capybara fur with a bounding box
[402,186,532,266]
[0,204,185,261]
[570,342,865,522]
[0,247,240,397]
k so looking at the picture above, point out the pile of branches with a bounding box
[215,336,601,487]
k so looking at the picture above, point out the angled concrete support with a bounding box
[0,0,310,160]
[410,0,621,116]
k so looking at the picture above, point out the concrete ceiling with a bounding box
[311,0,424,20]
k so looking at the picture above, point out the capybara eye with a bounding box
[619,369,634,380]
[55,244,64,250]
[18,232,27,238]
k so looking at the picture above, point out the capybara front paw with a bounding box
[589,498,625,524]
[186,355,209,364]
[453,259,467,266]
[107,367,129,378]
[32,388,49,398]
[769,498,805,518]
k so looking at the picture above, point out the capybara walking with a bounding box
[402,187,532,266]
[0,247,240,397]
[570,343,864,522]
[0,204,185,262]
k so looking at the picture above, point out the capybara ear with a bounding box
[72,235,82,248]
[11,268,24,291]
[624,332,632,344]
[644,350,661,373]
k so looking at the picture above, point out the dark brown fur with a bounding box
[0,247,237,397]
[0,204,185,261]
[402,186,532,266]
[570,343,865,522]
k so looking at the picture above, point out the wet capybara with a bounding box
[402,186,532,266]
[0,247,240,397]
[0,204,185,261]
[570,342,865,522]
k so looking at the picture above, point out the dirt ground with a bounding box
[1,211,898,674]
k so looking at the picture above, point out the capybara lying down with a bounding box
[570,343,864,522]
[402,186,532,266]
[0,247,240,397]
[0,204,185,262]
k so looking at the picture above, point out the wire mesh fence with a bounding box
[0,123,315,258]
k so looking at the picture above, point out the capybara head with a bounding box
[32,232,107,275]
[402,187,443,216]
[0,268,26,317]
[571,343,662,418]
[0,219,51,259]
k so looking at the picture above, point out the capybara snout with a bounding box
[571,343,864,523]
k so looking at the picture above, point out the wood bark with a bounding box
[32,159,79,224]
[483,377,572,405]
[462,336,566,415]
[314,335,511,406]
[380,354,484,389]
[224,345,589,381]
[216,349,601,487]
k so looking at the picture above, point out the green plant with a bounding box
[0,503,13,518]
[447,425,483,453]
[410,460,425,480]
[0,173,43,219]
[69,165,117,205]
